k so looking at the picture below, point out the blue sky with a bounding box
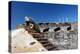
[10,1,78,30]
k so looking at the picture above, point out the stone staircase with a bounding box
[32,34,58,51]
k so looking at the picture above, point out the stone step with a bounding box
[42,42,51,46]
[43,43,53,47]
[33,35,44,38]
[36,38,48,41]
[39,41,49,44]
[45,46,57,50]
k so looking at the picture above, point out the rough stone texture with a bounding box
[11,28,47,53]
